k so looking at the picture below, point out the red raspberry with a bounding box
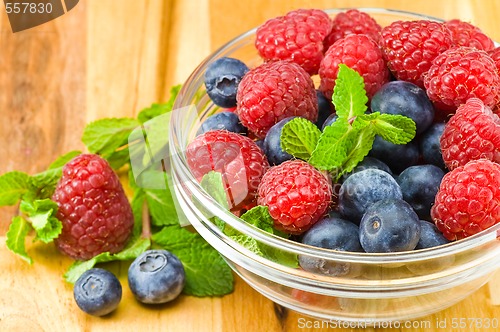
[186,130,269,209]
[431,159,500,241]
[444,19,495,51]
[255,9,332,75]
[236,60,318,138]
[440,98,500,170]
[324,9,381,51]
[52,154,134,260]
[257,160,332,235]
[380,20,453,88]
[319,34,389,100]
[424,47,500,112]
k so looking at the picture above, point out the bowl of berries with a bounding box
[169,8,500,322]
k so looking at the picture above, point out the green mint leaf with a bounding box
[105,147,130,170]
[308,121,354,170]
[47,150,81,169]
[371,113,416,144]
[6,216,33,264]
[82,117,140,157]
[280,117,321,160]
[131,188,146,237]
[152,225,234,297]
[333,64,368,121]
[20,199,62,243]
[230,235,264,255]
[335,124,376,179]
[240,206,288,238]
[64,236,151,283]
[0,171,31,206]
[200,171,228,209]
[137,85,181,124]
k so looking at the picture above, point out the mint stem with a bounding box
[141,200,151,238]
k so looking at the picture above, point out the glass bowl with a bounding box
[169,8,500,322]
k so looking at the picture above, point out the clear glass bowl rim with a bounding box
[171,7,500,265]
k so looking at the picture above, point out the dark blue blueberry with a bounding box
[204,57,249,108]
[315,90,334,129]
[338,168,403,224]
[254,139,265,151]
[359,199,421,253]
[371,81,434,135]
[128,250,185,304]
[196,111,247,136]
[415,220,450,249]
[368,135,420,174]
[299,217,363,276]
[263,116,296,165]
[419,122,446,169]
[340,156,392,183]
[73,268,122,316]
[321,113,338,131]
[397,165,445,220]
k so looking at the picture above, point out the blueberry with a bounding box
[299,217,363,276]
[371,81,434,134]
[338,169,403,224]
[315,90,333,129]
[196,111,247,136]
[254,139,265,151]
[128,249,185,304]
[368,135,419,174]
[263,116,296,165]
[73,268,122,316]
[419,122,446,169]
[415,220,450,249]
[359,199,421,253]
[397,165,445,220]
[204,57,249,108]
[321,113,338,131]
[340,156,392,182]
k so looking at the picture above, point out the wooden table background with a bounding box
[1,0,500,331]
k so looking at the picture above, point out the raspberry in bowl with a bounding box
[169,8,500,322]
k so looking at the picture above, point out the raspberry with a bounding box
[380,20,453,88]
[431,159,500,241]
[186,130,269,209]
[440,98,500,170]
[324,9,381,51]
[424,47,500,112]
[257,160,332,235]
[236,60,318,138]
[255,9,332,75]
[319,34,389,100]
[52,154,134,260]
[444,19,495,51]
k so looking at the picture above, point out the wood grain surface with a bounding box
[1,1,500,331]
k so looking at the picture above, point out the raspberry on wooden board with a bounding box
[52,154,134,261]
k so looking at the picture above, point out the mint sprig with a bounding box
[281,64,416,179]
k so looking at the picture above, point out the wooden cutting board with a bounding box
[1,1,500,331]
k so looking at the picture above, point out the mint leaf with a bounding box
[6,216,33,264]
[308,120,351,170]
[137,85,181,124]
[64,236,151,283]
[240,206,289,238]
[0,171,31,206]
[333,64,368,121]
[105,147,130,170]
[230,235,263,255]
[20,199,62,243]
[200,171,228,209]
[259,244,299,268]
[336,125,376,178]
[82,118,140,157]
[152,225,234,297]
[131,188,146,237]
[371,113,416,144]
[280,117,321,160]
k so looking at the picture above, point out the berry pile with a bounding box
[189,8,500,258]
